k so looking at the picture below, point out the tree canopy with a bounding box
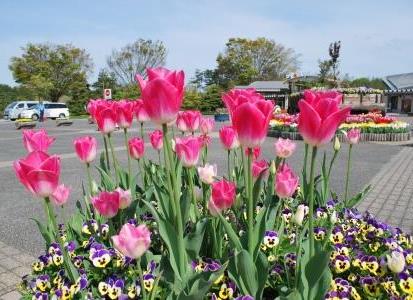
[9,43,93,102]
[107,39,167,86]
[215,37,300,87]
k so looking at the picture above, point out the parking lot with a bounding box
[0,118,404,255]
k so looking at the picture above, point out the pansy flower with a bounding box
[399,272,413,295]
[82,219,98,235]
[217,282,236,300]
[72,255,84,269]
[35,275,51,292]
[33,291,49,300]
[143,273,155,292]
[98,277,124,299]
[263,231,279,248]
[282,208,292,223]
[360,276,380,297]
[333,255,351,274]
[70,275,88,294]
[127,281,141,299]
[316,207,328,219]
[330,227,344,244]
[361,256,380,275]
[52,250,64,266]
[285,253,297,269]
[314,227,326,241]
[100,223,109,239]
[90,244,111,268]
[381,278,400,297]
[32,260,44,272]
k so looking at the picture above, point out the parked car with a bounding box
[19,102,70,120]
[3,101,38,120]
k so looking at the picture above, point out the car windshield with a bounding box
[5,102,17,110]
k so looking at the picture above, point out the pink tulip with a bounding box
[252,159,269,179]
[198,134,212,147]
[298,90,351,146]
[175,136,202,167]
[116,100,135,129]
[275,164,299,199]
[13,151,61,198]
[94,101,118,134]
[136,67,185,125]
[231,95,274,148]
[275,138,296,158]
[208,179,236,216]
[176,112,188,132]
[219,126,239,150]
[197,163,217,184]
[222,88,265,120]
[51,184,70,206]
[112,223,151,258]
[134,99,150,122]
[87,99,99,121]
[345,128,361,144]
[200,117,215,135]
[176,110,201,133]
[91,191,120,218]
[128,137,145,160]
[22,129,55,153]
[73,136,97,163]
[115,187,132,209]
[149,130,163,150]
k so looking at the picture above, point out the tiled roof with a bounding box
[235,81,289,91]
[383,73,413,90]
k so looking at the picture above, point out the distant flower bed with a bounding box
[270,112,410,135]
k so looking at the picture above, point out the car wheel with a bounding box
[10,118,16,121]
[59,113,66,119]
[32,114,39,121]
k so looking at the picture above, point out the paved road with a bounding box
[0,119,404,256]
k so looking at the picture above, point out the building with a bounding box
[383,73,413,113]
[235,81,290,108]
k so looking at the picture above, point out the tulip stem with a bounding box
[140,122,144,140]
[107,134,119,186]
[227,150,231,179]
[162,124,186,278]
[85,163,94,218]
[123,129,132,189]
[344,144,353,206]
[307,146,318,259]
[136,258,147,300]
[188,168,200,220]
[103,135,111,171]
[246,149,254,255]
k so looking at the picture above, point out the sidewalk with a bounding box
[0,241,32,299]
[358,147,413,231]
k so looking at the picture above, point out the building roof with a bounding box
[235,80,289,92]
[383,72,413,90]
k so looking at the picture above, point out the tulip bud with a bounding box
[387,251,405,273]
[292,204,306,226]
[268,161,275,175]
[330,211,338,224]
[334,136,341,151]
[91,180,99,195]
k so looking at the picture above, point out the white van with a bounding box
[3,101,38,120]
[20,102,70,120]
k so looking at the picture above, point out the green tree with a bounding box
[215,37,300,88]
[0,84,34,115]
[9,43,93,101]
[349,77,386,89]
[107,39,167,85]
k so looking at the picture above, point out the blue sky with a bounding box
[1,0,412,85]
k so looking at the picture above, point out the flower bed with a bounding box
[269,112,411,142]
[15,77,413,300]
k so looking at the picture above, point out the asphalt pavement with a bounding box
[0,118,404,255]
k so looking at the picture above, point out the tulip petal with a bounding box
[297,100,322,146]
[318,107,351,144]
